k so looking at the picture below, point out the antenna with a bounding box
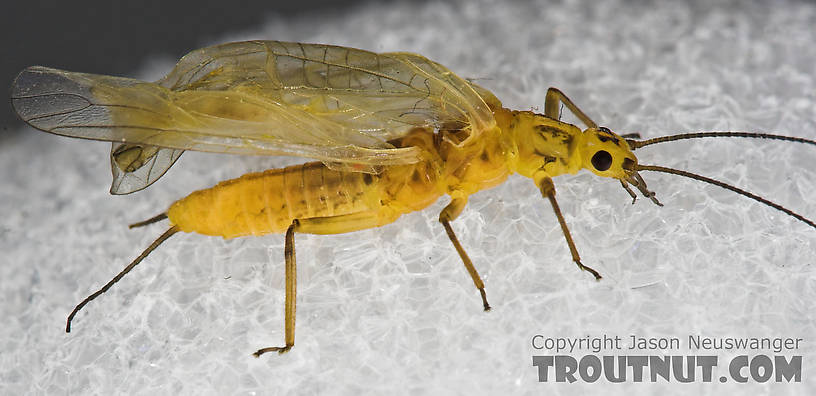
[627,131,816,150]
[636,164,816,229]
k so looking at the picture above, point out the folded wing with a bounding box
[11,40,499,193]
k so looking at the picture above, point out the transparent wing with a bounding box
[159,41,497,143]
[11,65,415,163]
[109,144,183,194]
[11,41,498,186]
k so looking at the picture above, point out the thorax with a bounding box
[498,109,584,180]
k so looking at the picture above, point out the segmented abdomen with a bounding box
[167,162,381,238]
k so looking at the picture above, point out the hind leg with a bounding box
[252,210,400,357]
[253,220,300,357]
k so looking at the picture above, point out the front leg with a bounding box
[544,87,599,129]
[537,177,602,280]
[439,194,491,311]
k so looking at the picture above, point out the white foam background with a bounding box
[2,0,815,394]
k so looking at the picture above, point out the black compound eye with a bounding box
[591,150,613,171]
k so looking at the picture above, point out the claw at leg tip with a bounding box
[252,345,291,357]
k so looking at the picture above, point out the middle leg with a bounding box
[439,196,491,311]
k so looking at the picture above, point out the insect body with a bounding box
[11,41,816,356]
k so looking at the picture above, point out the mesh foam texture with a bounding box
[2,0,815,394]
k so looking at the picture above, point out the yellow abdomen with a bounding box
[167,162,382,238]
[166,126,514,239]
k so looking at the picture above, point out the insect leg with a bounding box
[253,220,300,357]
[544,87,598,129]
[439,197,491,311]
[537,177,602,280]
[295,210,401,234]
[251,211,401,356]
